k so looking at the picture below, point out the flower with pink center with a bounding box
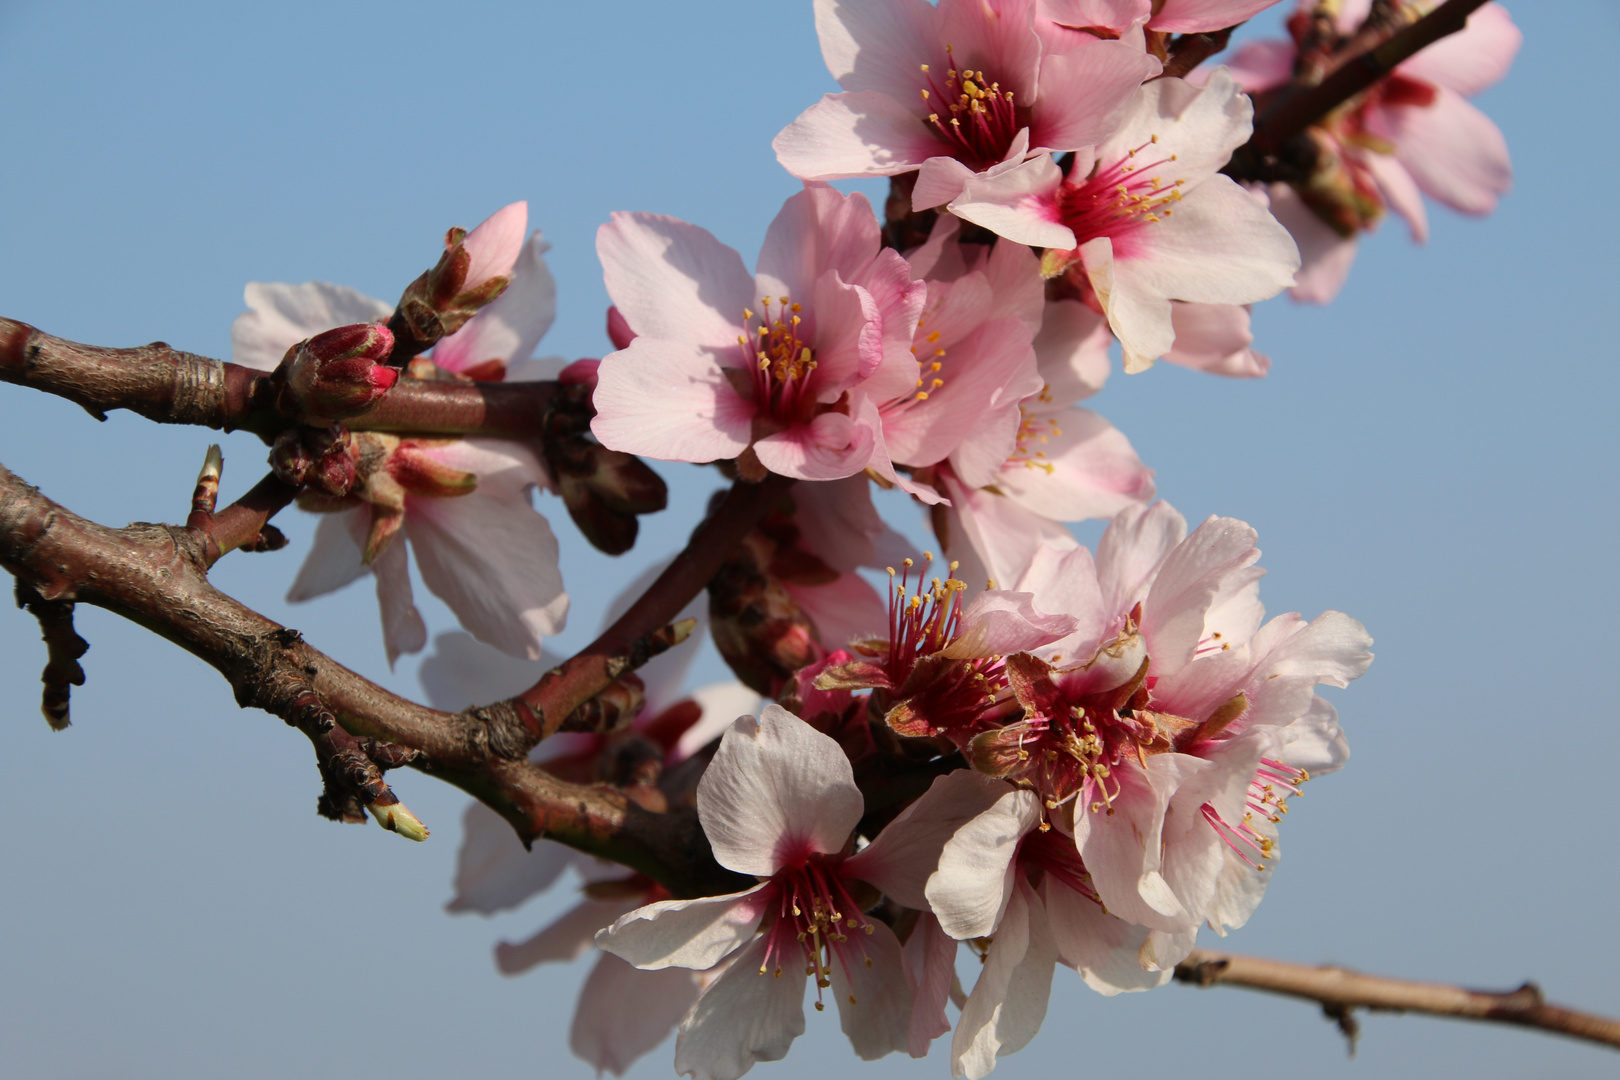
[948,69,1300,371]
[591,185,924,483]
[981,504,1373,937]
[596,705,914,1080]
[774,0,1160,210]
[1224,1,1519,302]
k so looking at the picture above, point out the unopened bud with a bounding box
[709,531,822,697]
[605,306,637,351]
[272,425,358,497]
[394,201,527,351]
[279,323,398,424]
[548,438,667,555]
[367,795,429,841]
[558,357,601,390]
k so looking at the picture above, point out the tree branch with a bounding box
[1247,0,1491,154]
[0,317,582,441]
[1175,949,1620,1052]
[0,459,743,897]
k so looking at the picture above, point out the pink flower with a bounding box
[948,70,1299,371]
[592,184,924,482]
[1040,0,1286,37]
[774,0,1159,210]
[1225,1,1519,302]
[596,705,913,1080]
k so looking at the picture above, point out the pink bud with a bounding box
[557,357,601,389]
[460,201,527,295]
[605,305,637,351]
[283,324,397,423]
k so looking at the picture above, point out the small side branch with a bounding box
[1159,25,1240,80]
[1175,949,1620,1052]
[13,579,89,730]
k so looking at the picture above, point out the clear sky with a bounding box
[0,2,1615,1078]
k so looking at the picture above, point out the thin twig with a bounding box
[1249,0,1491,153]
[1175,949,1620,1052]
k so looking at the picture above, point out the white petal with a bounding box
[1095,500,1188,623]
[926,788,1042,940]
[1040,876,1173,995]
[675,682,765,763]
[446,801,576,915]
[372,529,427,668]
[950,883,1057,1080]
[285,509,368,603]
[591,337,755,464]
[675,936,807,1080]
[597,887,769,971]
[774,91,943,180]
[698,706,864,877]
[903,912,957,1058]
[832,919,912,1060]
[404,490,567,661]
[495,895,638,975]
[1141,514,1261,677]
[571,954,704,1078]
[231,281,391,373]
[847,769,1016,910]
[432,230,556,373]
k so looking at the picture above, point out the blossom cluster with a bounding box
[222,0,1515,1076]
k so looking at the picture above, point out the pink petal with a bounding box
[789,474,889,573]
[1140,514,1261,677]
[884,319,1040,469]
[403,489,568,661]
[939,467,1081,590]
[433,230,556,374]
[1221,38,1296,93]
[1361,151,1429,244]
[591,337,755,464]
[1264,183,1359,304]
[753,409,876,482]
[1097,71,1252,185]
[1095,500,1188,621]
[598,212,753,348]
[1163,302,1271,378]
[1368,89,1511,215]
[674,936,806,1080]
[1399,2,1520,96]
[785,572,887,652]
[597,886,770,970]
[1038,0,1148,37]
[816,0,944,101]
[939,0,1043,104]
[698,706,865,876]
[774,91,947,180]
[948,152,1073,247]
[757,184,884,304]
[1030,38,1161,153]
[1149,0,1286,33]
[1012,543,1108,659]
[1071,756,1201,931]
[944,591,1078,659]
[903,912,957,1057]
[1081,236,1173,373]
[285,509,369,602]
[233,281,392,373]
[995,405,1157,520]
[571,955,704,1078]
[1033,298,1111,406]
[461,201,528,293]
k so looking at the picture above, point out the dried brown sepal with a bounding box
[14,579,89,730]
[545,435,669,555]
[558,673,647,736]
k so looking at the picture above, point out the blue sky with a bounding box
[0,2,1616,1078]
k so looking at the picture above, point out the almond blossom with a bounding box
[948,70,1300,371]
[1225,1,1519,301]
[775,0,1159,210]
[596,705,913,1080]
[592,184,923,482]
[231,204,567,664]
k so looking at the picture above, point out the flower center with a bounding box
[738,295,818,422]
[917,46,1022,171]
[1056,138,1186,258]
[1019,825,1102,906]
[759,857,875,1011]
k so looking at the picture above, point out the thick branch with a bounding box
[0,460,739,896]
[0,318,578,440]
[1175,949,1620,1052]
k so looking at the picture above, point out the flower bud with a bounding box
[546,436,667,555]
[708,530,822,697]
[271,425,358,497]
[605,305,636,351]
[279,323,397,424]
[394,201,527,350]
